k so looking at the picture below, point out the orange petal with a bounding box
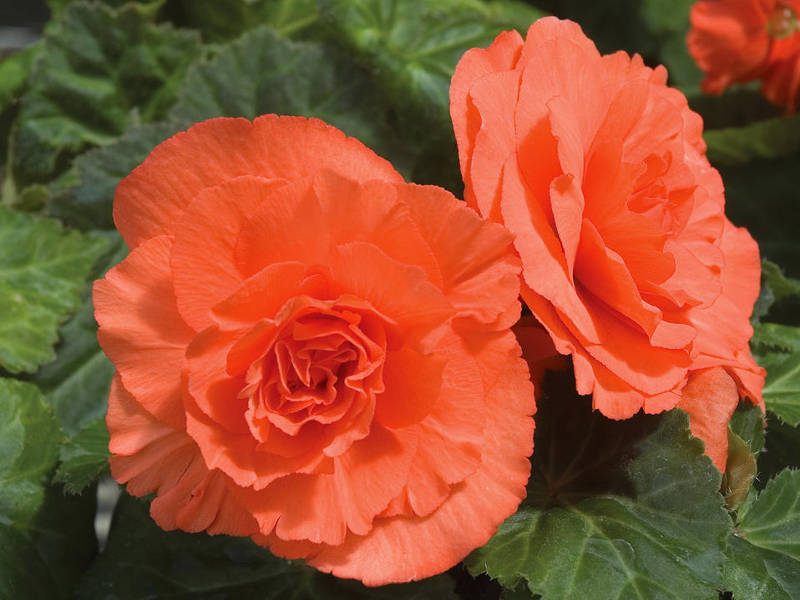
[107,376,257,536]
[170,175,288,331]
[114,115,403,248]
[374,345,445,429]
[94,236,193,429]
[677,367,740,472]
[244,424,417,546]
[277,330,533,586]
[397,182,521,330]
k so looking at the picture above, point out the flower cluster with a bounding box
[97,16,764,586]
[688,0,800,112]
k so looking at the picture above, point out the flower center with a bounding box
[237,299,387,448]
[767,2,799,38]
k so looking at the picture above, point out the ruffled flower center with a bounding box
[233,295,389,457]
[767,2,800,38]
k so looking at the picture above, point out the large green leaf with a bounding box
[466,371,730,600]
[162,0,320,41]
[48,120,186,230]
[760,415,800,482]
[319,0,544,138]
[77,493,460,599]
[705,114,800,167]
[11,1,200,187]
[54,416,109,494]
[33,231,127,435]
[722,469,800,599]
[0,207,107,373]
[0,380,95,599]
[0,483,98,600]
[721,156,800,278]
[168,26,416,179]
[757,350,800,426]
[0,378,60,524]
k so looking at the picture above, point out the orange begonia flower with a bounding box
[450,17,764,470]
[688,0,800,112]
[95,115,538,585]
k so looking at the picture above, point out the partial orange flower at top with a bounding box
[94,115,537,585]
[688,0,800,112]
[450,17,764,471]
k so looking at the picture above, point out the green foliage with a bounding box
[0,378,60,523]
[11,1,200,188]
[722,469,800,599]
[0,207,107,373]
[163,0,320,41]
[48,121,185,230]
[320,0,543,137]
[169,26,415,175]
[705,114,800,166]
[33,231,126,436]
[54,417,110,494]
[466,372,730,600]
[0,0,799,596]
[0,483,98,600]
[77,493,460,599]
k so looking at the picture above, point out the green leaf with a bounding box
[761,352,800,426]
[639,0,703,87]
[12,1,200,187]
[77,492,460,599]
[0,46,40,114]
[723,469,800,599]
[0,483,98,600]
[0,380,95,598]
[48,120,186,230]
[705,114,800,166]
[721,157,800,279]
[0,378,60,524]
[730,402,766,456]
[0,207,107,373]
[54,416,109,494]
[760,415,800,483]
[466,371,730,600]
[168,26,417,180]
[319,0,545,138]
[163,0,320,41]
[33,231,127,435]
[752,323,800,355]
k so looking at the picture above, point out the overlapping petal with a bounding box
[451,17,764,468]
[96,115,534,585]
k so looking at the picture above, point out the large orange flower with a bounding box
[450,17,763,468]
[688,0,800,112]
[94,115,536,585]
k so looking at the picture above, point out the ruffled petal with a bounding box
[94,236,193,429]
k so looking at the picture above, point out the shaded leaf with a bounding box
[54,416,109,494]
[705,114,800,166]
[169,26,416,179]
[77,493,460,599]
[12,1,200,187]
[33,231,127,435]
[0,483,98,600]
[761,352,800,426]
[723,469,800,599]
[760,415,800,483]
[0,378,60,524]
[319,0,545,138]
[466,371,730,600]
[48,120,186,230]
[162,0,320,42]
[729,402,766,456]
[0,207,107,373]
[721,156,800,279]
